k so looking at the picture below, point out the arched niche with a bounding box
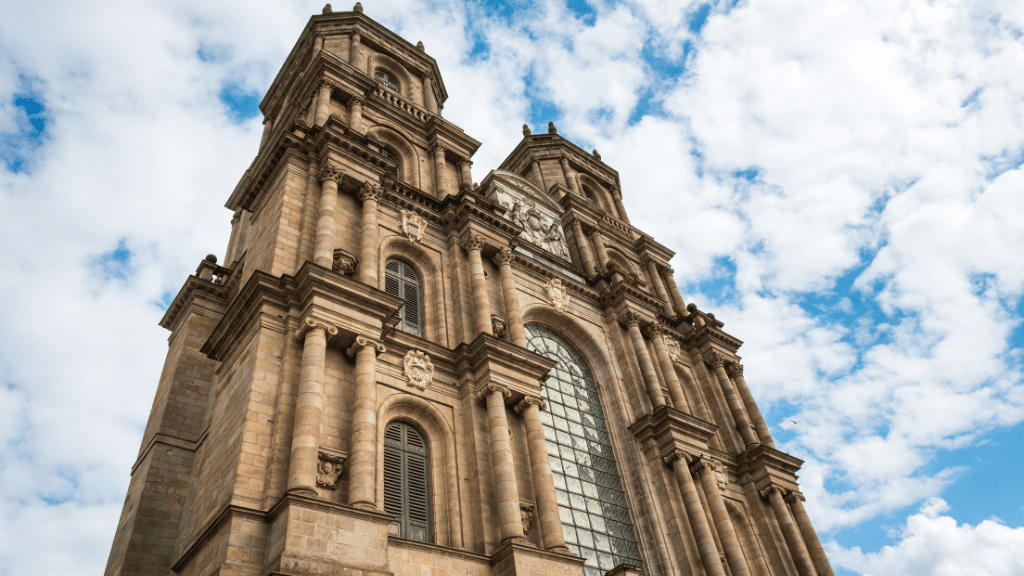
[375,393,463,549]
[579,174,617,216]
[606,247,640,279]
[378,235,446,345]
[366,53,415,100]
[365,125,422,189]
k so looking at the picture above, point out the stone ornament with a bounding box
[493,185,570,260]
[304,317,340,337]
[547,278,570,314]
[400,210,426,243]
[357,181,383,203]
[726,362,744,378]
[332,252,357,275]
[319,164,344,183]
[347,334,386,357]
[491,315,507,338]
[520,502,536,536]
[707,350,726,369]
[515,395,547,414]
[316,451,346,489]
[785,490,806,503]
[460,232,483,252]
[620,310,641,329]
[493,247,515,267]
[759,484,787,500]
[403,350,434,391]
[691,454,727,489]
[665,337,681,363]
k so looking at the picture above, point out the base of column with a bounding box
[351,500,379,511]
[285,486,318,498]
[491,539,586,576]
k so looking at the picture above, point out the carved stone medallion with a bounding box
[316,451,346,490]
[547,278,570,314]
[520,502,536,536]
[400,209,426,243]
[403,349,434,390]
[492,184,570,260]
[665,337,681,363]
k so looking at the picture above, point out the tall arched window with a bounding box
[384,259,421,336]
[383,421,430,542]
[525,324,643,576]
[375,69,400,93]
[380,147,401,180]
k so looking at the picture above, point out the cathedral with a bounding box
[105,5,835,576]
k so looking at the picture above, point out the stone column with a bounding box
[787,491,834,576]
[763,486,818,576]
[663,266,687,315]
[311,34,324,59]
[286,319,338,495]
[589,229,611,272]
[693,456,751,576]
[559,155,581,195]
[644,259,675,317]
[611,186,630,224]
[295,156,320,268]
[708,351,760,448]
[348,95,364,134]
[484,383,525,543]
[728,363,776,449]
[225,210,242,265]
[314,165,343,268]
[462,232,493,337]
[568,218,597,276]
[530,159,547,191]
[648,324,689,412]
[314,79,333,127]
[457,156,473,189]
[263,317,302,508]
[259,116,274,150]
[423,75,438,114]
[516,396,566,551]
[668,452,726,576]
[431,144,450,200]
[347,335,386,509]
[494,247,526,347]
[622,311,666,408]
[349,30,362,69]
[357,182,382,287]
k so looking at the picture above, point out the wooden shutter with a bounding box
[382,421,430,542]
[384,259,422,337]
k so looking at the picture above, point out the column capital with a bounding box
[726,362,744,377]
[611,185,622,199]
[318,78,336,91]
[349,93,366,105]
[563,215,581,228]
[707,350,727,369]
[689,453,720,472]
[588,228,604,240]
[430,143,446,156]
[480,382,511,400]
[263,116,274,126]
[457,155,473,168]
[515,395,547,414]
[620,310,642,329]
[664,265,675,275]
[460,231,484,252]
[357,181,383,203]
[663,449,691,466]
[493,246,515,267]
[641,257,659,269]
[319,164,345,184]
[646,320,672,338]
[346,334,386,357]
[759,484,788,500]
[784,490,806,504]
[300,316,340,337]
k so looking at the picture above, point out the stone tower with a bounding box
[105,5,835,576]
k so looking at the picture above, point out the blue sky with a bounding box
[2,1,1024,575]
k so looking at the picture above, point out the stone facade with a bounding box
[105,5,835,576]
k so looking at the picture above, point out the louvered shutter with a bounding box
[382,421,430,542]
[384,259,422,337]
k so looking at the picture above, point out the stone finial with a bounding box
[205,254,217,263]
[352,2,363,13]
[323,3,333,14]
[547,121,557,134]
[522,123,531,136]
[592,149,601,160]
[687,302,697,313]
[416,41,425,51]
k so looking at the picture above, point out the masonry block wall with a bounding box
[106,5,835,576]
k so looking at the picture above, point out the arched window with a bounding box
[380,147,401,180]
[375,69,400,93]
[385,259,422,336]
[525,324,643,576]
[383,421,430,542]
[582,186,598,205]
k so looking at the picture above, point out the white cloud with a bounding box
[831,498,1024,576]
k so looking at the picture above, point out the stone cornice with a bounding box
[497,134,620,191]
[628,404,719,461]
[680,322,744,353]
[634,234,675,266]
[738,443,804,492]
[171,503,266,574]
[158,275,228,334]
[454,333,557,402]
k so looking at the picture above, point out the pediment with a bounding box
[483,170,570,261]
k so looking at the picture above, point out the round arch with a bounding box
[579,174,617,216]
[366,53,415,98]
[378,235,445,345]
[375,393,463,548]
[365,125,422,189]
[605,246,640,279]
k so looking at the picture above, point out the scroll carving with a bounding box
[403,350,434,390]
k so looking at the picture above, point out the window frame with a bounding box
[384,258,423,337]
[375,68,400,93]
[383,420,431,543]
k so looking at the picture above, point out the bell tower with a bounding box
[105,5,835,576]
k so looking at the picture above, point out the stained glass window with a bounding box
[525,324,642,576]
